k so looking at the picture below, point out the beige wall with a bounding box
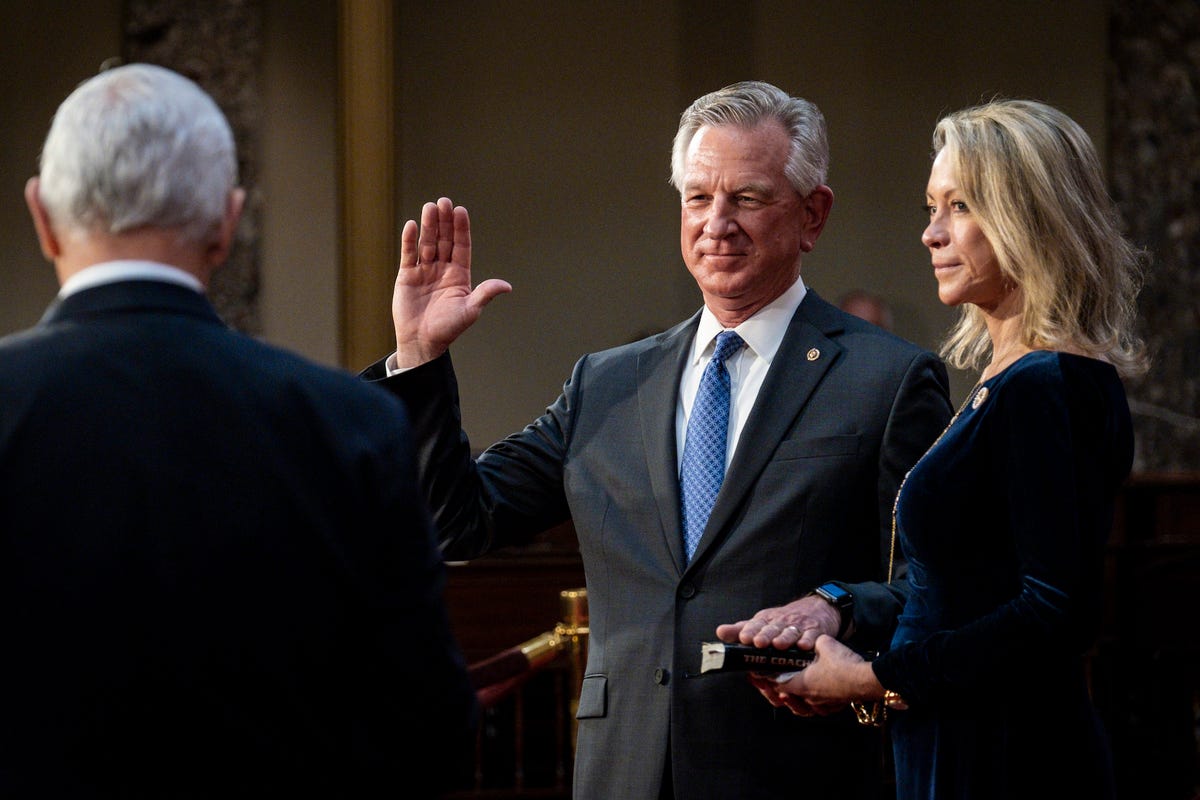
[0,1,124,332]
[260,0,341,367]
[0,0,1107,446]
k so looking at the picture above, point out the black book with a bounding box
[696,641,815,675]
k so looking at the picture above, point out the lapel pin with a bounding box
[806,348,820,361]
[971,386,989,409]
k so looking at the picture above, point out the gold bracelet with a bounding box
[850,701,885,728]
[883,690,908,711]
[850,690,908,727]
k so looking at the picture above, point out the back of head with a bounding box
[36,63,237,245]
[670,80,829,197]
[838,288,894,330]
[933,98,1147,377]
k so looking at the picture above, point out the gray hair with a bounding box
[669,81,829,196]
[36,62,237,244]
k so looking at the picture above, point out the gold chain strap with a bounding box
[849,387,980,727]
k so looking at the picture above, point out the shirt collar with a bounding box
[59,260,204,299]
[691,275,808,366]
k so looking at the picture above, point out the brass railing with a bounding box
[454,588,588,798]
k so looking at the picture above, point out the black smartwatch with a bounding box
[811,582,854,638]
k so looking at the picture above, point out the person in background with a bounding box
[1,62,477,797]
[718,98,1146,800]
[362,81,952,799]
[838,288,894,330]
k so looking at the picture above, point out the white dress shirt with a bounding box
[676,275,808,473]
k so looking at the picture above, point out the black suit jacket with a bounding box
[0,280,477,797]
[364,289,952,799]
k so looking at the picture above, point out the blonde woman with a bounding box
[718,98,1146,799]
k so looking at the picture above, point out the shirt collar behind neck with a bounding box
[58,260,204,299]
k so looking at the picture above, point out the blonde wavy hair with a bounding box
[933,99,1148,378]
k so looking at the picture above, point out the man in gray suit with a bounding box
[1,62,477,797]
[363,81,952,799]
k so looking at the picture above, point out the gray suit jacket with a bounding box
[365,289,952,799]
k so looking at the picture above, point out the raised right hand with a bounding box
[391,197,512,368]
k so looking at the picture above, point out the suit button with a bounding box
[654,668,670,685]
[679,584,696,599]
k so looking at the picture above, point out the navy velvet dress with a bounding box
[872,351,1130,800]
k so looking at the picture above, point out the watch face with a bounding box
[818,583,852,605]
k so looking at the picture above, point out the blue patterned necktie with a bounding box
[680,330,745,562]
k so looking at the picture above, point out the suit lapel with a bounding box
[638,315,698,573]
[690,291,844,565]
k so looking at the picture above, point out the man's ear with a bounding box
[24,177,61,261]
[206,187,246,267]
[798,185,835,253]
